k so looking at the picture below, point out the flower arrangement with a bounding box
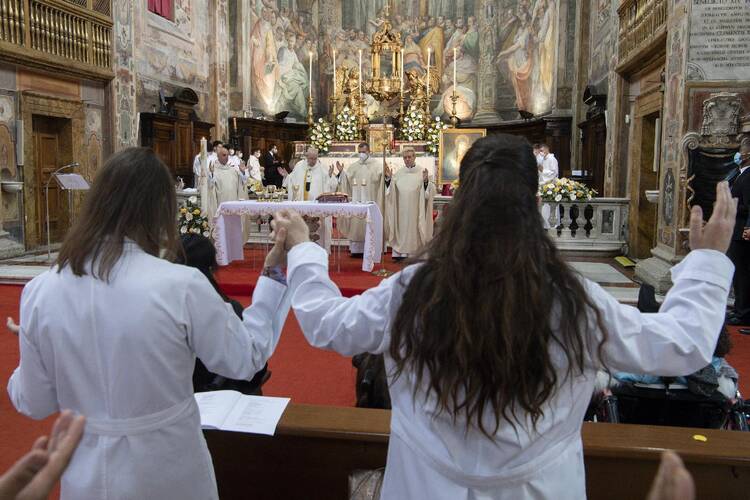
[399,103,426,141]
[335,106,359,141]
[178,196,210,237]
[310,118,333,154]
[426,116,448,155]
[539,178,597,202]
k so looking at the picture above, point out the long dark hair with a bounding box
[176,234,230,302]
[56,147,178,281]
[390,134,607,436]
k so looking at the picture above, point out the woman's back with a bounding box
[19,243,211,419]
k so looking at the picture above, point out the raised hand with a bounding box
[689,181,737,253]
[277,167,288,178]
[335,161,344,174]
[385,163,393,179]
[264,225,288,268]
[272,209,311,250]
[209,162,214,175]
[6,317,19,334]
[646,451,695,500]
[328,164,335,177]
[422,168,429,182]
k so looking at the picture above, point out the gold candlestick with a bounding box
[450,92,459,128]
[307,94,314,127]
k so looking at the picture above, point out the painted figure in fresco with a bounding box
[274,32,310,116]
[496,11,533,112]
[532,0,555,113]
[249,7,279,113]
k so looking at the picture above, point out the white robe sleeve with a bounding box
[185,271,288,379]
[589,249,733,376]
[287,242,406,355]
[8,282,59,419]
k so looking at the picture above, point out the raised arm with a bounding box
[286,242,404,355]
[185,235,290,379]
[589,181,736,375]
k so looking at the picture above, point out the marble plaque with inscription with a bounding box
[688,0,750,80]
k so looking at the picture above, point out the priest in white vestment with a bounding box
[204,146,249,223]
[247,148,263,182]
[281,147,339,253]
[337,142,385,255]
[385,148,436,258]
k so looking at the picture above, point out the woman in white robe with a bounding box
[7,147,290,500]
[271,134,736,499]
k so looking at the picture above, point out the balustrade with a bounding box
[0,0,112,80]
[617,0,667,69]
[540,198,630,253]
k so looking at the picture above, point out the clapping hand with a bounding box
[646,451,695,500]
[0,411,86,500]
[6,317,19,335]
[335,161,344,175]
[689,181,737,253]
[265,225,288,268]
[277,167,288,178]
[209,162,214,175]
[328,164,335,177]
[239,162,247,173]
[422,168,429,182]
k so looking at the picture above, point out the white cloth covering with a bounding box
[8,241,289,500]
[283,160,340,252]
[213,200,384,272]
[285,243,732,500]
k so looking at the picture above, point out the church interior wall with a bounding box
[0,63,106,253]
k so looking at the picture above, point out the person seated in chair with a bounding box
[612,326,738,400]
[177,234,270,394]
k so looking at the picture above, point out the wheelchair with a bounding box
[586,379,750,431]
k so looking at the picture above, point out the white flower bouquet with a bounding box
[178,196,210,237]
[310,118,333,154]
[539,178,597,202]
[426,116,448,155]
[399,103,426,141]
[335,106,359,141]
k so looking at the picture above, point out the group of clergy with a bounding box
[194,139,436,261]
[280,143,436,260]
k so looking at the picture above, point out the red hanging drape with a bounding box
[148,0,173,21]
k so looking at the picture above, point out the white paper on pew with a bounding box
[194,391,290,435]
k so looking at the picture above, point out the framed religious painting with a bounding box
[438,128,486,186]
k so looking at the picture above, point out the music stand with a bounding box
[46,172,90,261]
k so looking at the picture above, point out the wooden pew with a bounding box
[205,404,750,500]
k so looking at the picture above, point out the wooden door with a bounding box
[628,87,663,260]
[33,117,66,245]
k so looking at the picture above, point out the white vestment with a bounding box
[7,241,290,500]
[285,243,732,500]
[247,155,263,182]
[338,157,385,253]
[283,159,339,253]
[205,160,249,224]
[540,153,559,185]
[386,167,435,256]
[192,154,202,188]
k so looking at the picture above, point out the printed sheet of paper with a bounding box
[221,395,291,435]
[194,390,241,429]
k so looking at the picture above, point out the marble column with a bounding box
[210,0,230,140]
[112,0,138,150]
[473,0,502,124]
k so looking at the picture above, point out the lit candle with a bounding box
[426,48,432,99]
[453,47,458,90]
[308,52,313,98]
[200,137,207,175]
[400,48,404,93]
[359,49,362,98]
[332,49,337,97]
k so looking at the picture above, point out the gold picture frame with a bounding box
[437,128,486,186]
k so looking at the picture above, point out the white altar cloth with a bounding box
[213,200,384,272]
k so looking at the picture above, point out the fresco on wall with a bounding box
[247,0,558,122]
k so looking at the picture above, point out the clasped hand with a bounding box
[263,209,311,268]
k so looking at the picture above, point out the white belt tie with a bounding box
[84,396,195,437]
